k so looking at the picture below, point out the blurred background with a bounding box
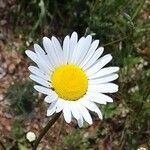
[0,0,149,149]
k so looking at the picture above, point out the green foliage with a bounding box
[6,80,37,116]
[101,103,117,119]
[5,80,35,149]
[88,0,148,66]
[64,130,93,150]
[7,120,29,149]
[13,0,91,36]
[11,121,24,140]
[119,57,150,148]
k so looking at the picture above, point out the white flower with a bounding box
[26,32,119,127]
[26,131,36,142]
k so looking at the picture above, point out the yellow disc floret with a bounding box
[51,64,88,101]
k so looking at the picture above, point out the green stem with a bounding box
[33,112,61,150]
[102,37,127,47]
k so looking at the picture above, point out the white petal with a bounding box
[34,44,45,55]
[80,40,99,68]
[47,101,57,116]
[77,103,93,125]
[88,83,119,93]
[77,116,84,128]
[44,93,58,103]
[86,54,112,76]
[89,67,119,79]
[70,102,80,120]
[34,44,53,71]
[43,37,60,67]
[51,36,63,52]
[30,74,50,87]
[87,92,113,103]
[25,51,49,74]
[51,36,63,64]
[76,35,92,65]
[70,37,85,64]
[68,32,78,63]
[63,35,70,63]
[55,98,65,113]
[86,92,107,104]
[25,50,37,63]
[34,44,50,68]
[28,66,49,81]
[79,98,103,119]
[89,74,119,84]
[63,103,72,123]
[34,85,52,95]
[82,47,104,70]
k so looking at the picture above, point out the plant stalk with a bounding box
[33,112,61,150]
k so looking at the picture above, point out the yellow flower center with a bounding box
[51,64,88,101]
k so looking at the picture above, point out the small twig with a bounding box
[119,130,126,150]
[0,140,6,150]
[33,112,61,150]
[102,37,127,47]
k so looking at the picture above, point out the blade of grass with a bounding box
[131,0,146,20]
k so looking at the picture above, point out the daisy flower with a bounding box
[25,32,119,127]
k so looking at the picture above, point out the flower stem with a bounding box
[33,112,61,150]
